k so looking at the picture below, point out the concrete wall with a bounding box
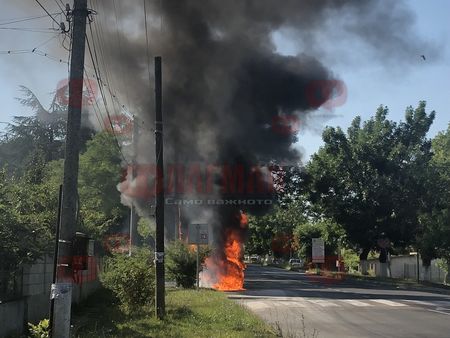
[0,256,102,338]
[0,299,25,337]
[367,255,446,283]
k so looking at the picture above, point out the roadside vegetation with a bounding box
[246,103,450,283]
[72,288,277,338]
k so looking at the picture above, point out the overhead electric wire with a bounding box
[83,68,106,132]
[34,0,62,28]
[53,0,65,13]
[87,3,132,116]
[0,14,58,26]
[86,34,129,164]
[143,0,152,86]
[0,27,58,33]
[112,0,131,110]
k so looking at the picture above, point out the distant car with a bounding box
[250,255,260,263]
[289,258,303,268]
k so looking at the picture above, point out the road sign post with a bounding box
[312,238,325,273]
[188,223,208,290]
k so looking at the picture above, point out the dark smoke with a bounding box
[91,0,428,250]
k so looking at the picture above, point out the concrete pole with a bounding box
[53,1,88,337]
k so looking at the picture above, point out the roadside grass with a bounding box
[72,288,277,338]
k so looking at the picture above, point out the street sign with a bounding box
[312,238,325,263]
[188,223,208,290]
[188,223,209,245]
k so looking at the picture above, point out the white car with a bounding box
[289,258,303,268]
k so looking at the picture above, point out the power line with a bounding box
[34,0,62,28]
[143,0,152,87]
[86,5,133,118]
[54,0,65,13]
[86,33,129,164]
[112,0,131,109]
[0,14,57,26]
[0,48,68,65]
[0,27,58,33]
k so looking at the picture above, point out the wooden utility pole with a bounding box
[154,56,165,318]
[52,1,88,337]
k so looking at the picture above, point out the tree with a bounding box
[78,132,128,239]
[306,102,435,274]
[419,124,450,282]
[293,219,345,263]
[0,87,66,172]
[0,86,94,174]
[246,200,307,257]
[0,164,57,274]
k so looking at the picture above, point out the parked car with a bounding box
[289,258,303,268]
[250,255,260,263]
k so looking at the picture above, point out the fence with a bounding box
[366,255,447,283]
[0,269,23,302]
[0,255,103,338]
[404,263,446,283]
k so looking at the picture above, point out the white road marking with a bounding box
[405,300,437,306]
[307,299,339,307]
[341,299,373,307]
[370,299,407,307]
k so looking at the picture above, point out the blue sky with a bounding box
[0,0,449,162]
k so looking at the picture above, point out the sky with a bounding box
[0,0,449,162]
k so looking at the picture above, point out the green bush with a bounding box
[28,319,49,338]
[100,248,155,314]
[166,241,210,288]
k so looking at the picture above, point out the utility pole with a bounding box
[52,1,88,337]
[129,116,139,256]
[154,56,165,318]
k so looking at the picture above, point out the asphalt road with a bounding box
[228,265,450,338]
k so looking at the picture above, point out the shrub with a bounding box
[166,241,210,288]
[28,319,49,338]
[100,248,155,314]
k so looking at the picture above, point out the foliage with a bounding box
[418,124,450,263]
[0,164,57,271]
[166,240,210,288]
[28,318,50,338]
[293,219,345,261]
[306,102,435,259]
[137,217,155,246]
[246,200,307,256]
[100,248,155,314]
[341,248,360,272]
[0,87,67,174]
[78,132,128,239]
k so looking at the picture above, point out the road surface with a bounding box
[229,265,450,338]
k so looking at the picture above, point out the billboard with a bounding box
[312,238,325,263]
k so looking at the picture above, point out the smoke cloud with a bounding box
[89,0,428,249]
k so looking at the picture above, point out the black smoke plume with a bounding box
[91,0,426,255]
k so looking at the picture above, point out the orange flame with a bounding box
[202,211,248,291]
